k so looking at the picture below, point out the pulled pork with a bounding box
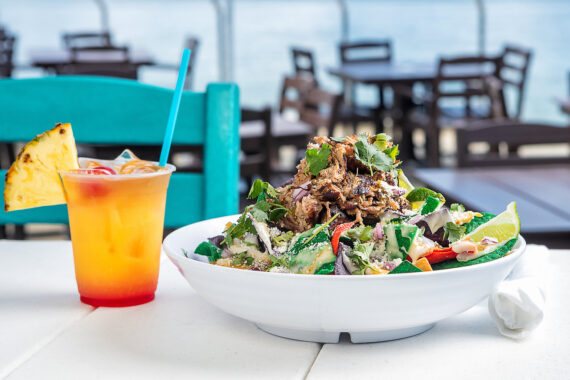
[277,135,411,232]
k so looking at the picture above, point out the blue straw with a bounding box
[159,48,191,167]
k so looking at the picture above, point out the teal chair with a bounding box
[0,76,240,234]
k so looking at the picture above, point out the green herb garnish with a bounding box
[353,134,396,175]
[267,254,290,271]
[443,222,465,243]
[221,213,256,246]
[231,251,254,266]
[305,142,332,176]
[248,179,279,201]
[450,203,466,213]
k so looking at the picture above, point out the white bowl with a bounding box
[163,215,526,343]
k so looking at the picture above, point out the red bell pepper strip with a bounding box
[331,222,355,255]
[424,247,458,264]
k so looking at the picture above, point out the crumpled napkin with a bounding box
[488,245,547,339]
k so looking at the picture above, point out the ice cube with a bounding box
[113,149,140,165]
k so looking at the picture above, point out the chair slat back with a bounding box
[279,75,317,114]
[0,76,240,227]
[497,44,532,118]
[56,46,137,79]
[433,55,504,118]
[63,32,113,50]
[456,121,570,167]
[291,47,317,79]
[300,87,341,135]
[0,35,15,78]
[339,40,391,64]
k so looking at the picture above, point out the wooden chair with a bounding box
[0,77,239,238]
[456,121,570,167]
[339,39,391,108]
[240,75,315,179]
[300,86,343,137]
[55,46,138,80]
[338,40,391,132]
[339,40,392,64]
[279,74,317,114]
[62,32,113,50]
[402,55,506,167]
[291,47,317,79]
[495,44,532,119]
[0,34,15,78]
[240,106,272,184]
[558,71,570,116]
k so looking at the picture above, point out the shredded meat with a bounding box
[277,135,411,232]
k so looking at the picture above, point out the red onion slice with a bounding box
[481,236,499,245]
[292,181,312,203]
[373,222,384,240]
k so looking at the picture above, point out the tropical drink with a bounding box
[4,123,175,307]
[61,156,174,306]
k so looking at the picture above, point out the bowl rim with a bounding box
[163,214,526,280]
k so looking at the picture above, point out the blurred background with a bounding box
[3,0,568,124]
[1,0,569,245]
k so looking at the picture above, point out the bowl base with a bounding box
[256,323,435,343]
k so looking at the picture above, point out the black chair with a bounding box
[0,34,15,78]
[55,46,138,80]
[402,56,506,167]
[291,47,317,80]
[495,44,533,119]
[339,40,391,109]
[300,86,343,137]
[240,107,273,184]
[456,121,570,167]
[62,32,113,50]
[338,40,392,132]
[241,75,318,180]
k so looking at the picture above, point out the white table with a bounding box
[1,241,568,379]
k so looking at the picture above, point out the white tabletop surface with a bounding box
[1,240,568,379]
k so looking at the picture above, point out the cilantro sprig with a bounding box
[267,254,290,271]
[443,222,465,243]
[305,143,331,176]
[353,134,399,175]
[222,180,292,246]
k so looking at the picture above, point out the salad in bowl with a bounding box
[191,134,520,275]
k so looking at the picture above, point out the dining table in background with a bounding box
[412,164,570,248]
[28,47,156,73]
[328,60,497,160]
[1,239,569,379]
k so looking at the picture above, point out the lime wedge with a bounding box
[465,202,520,243]
[397,169,414,192]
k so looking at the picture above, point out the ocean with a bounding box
[3,0,569,124]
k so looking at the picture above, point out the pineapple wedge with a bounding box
[4,123,79,211]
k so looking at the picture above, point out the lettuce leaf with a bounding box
[389,261,423,274]
[431,238,517,270]
[195,241,221,262]
[463,212,496,233]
